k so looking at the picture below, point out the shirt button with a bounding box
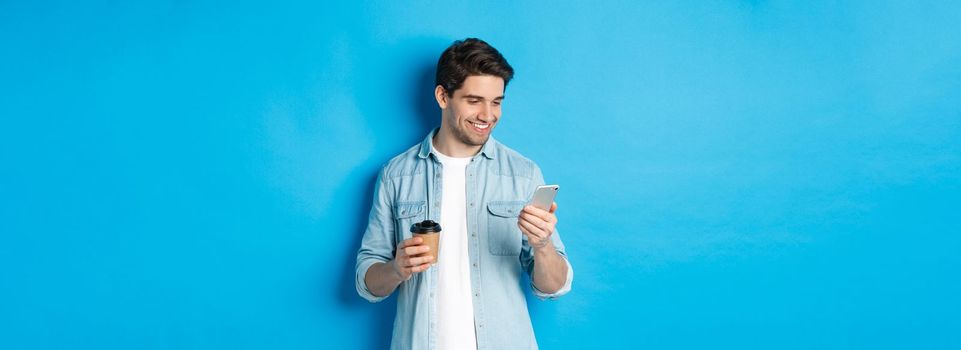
[470,202,474,207]
[472,234,476,237]
[473,263,477,267]
[475,293,480,297]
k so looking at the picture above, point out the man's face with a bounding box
[438,75,505,147]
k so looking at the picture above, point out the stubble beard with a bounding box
[452,120,490,147]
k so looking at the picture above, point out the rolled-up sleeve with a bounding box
[355,168,396,303]
[530,255,574,300]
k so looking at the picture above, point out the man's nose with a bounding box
[478,104,493,121]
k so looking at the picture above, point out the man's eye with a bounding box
[493,101,502,106]
[468,100,480,104]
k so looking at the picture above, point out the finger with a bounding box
[517,220,532,236]
[523,205,547,216]
[519,214,549,233]
[399,236,423,249]
[523,205,553,222]
[519,220,552,247]
[410,262,432,273]
[519,211,549,226]
[549,202,558,214]
[404,245,430,256]
[518,218,547,238]
[517,213,537,228]
[517,211,532,224]
[537,218,555,236]
[406,255,434,267]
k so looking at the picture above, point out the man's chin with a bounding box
[467,135,489,146]
[454,129,489,147]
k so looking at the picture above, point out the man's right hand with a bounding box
[390,236,434,281]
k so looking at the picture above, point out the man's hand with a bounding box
[518,202,569,294]
[390,236,434,281]
[518,202,558,250]
[364,236,434,298]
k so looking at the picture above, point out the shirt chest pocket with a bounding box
[486,201,525,256]
[394,201,426,240]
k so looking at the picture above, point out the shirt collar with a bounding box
[417,127,497,160]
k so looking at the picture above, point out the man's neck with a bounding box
[432,127,482,158]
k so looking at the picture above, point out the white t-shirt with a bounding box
[432,149,477,349]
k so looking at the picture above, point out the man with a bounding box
[355,38,573,350]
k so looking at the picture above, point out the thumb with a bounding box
[549,202,558,214]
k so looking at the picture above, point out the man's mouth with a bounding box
[469,121,491,132]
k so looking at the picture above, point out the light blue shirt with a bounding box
[355,129,574,350]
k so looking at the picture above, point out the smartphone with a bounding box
[528,185,559,211]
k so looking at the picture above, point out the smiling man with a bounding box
[355,38,573,349]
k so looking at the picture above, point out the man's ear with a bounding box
[434,85,448,109]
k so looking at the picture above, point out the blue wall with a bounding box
[2,1,960,349]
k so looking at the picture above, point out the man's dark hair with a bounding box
[435,38,514,97]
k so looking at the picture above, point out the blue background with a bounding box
[2,1,960,349]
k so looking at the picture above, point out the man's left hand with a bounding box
[518,202,558,250]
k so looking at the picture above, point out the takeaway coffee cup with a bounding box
[410,220,441,263]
